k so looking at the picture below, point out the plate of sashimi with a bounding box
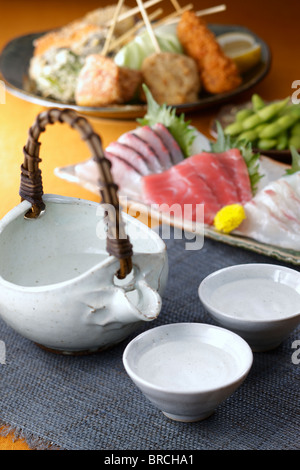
[56,87,300,264]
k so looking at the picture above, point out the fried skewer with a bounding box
[177,10,241,94]
[136,0,161,53]
[152,3,193,29]
[165,4,227,24]
[105,0,164,26]
[108,8,164,53]
[101,0,126,56]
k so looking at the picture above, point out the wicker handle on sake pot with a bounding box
[19,107,133,279]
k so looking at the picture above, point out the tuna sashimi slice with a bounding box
[134,126,173,170]
[105,141,151,176]
[118,131,164,173]
[143,165,221,225]
[216,148,253,203]
[187,153,240,206]
[152,123,184,165]
[105,151,142,199]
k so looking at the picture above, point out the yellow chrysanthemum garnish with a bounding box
[214,204,246,234]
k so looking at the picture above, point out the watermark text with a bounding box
[96,199,205,251]
[291,339,300,365]
[0,81,5,104]
[291,80,300,104]
[0,340,6,364]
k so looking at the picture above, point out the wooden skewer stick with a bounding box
[101,0,126,56]
[107,8,164,53]
[169,0,182,11]
[136,0,161,53]
[164,3,227,24]
[196,4,227,17]
[152,3,193,29]
[105,0,164,26]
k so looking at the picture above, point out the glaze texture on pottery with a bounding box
[0,195,168,353]
[123,323,253,422]
[199,264,300,352]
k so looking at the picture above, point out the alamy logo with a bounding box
[291,340,300,365]
[0,341,6,364]
[291,80,300,104]
[0,81,5,104]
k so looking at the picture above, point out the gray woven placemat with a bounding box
[0,229,299,450]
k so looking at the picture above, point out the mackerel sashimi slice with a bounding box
[133,126,173,170]
[105,141,152,176]
[152,123,184,165]
[118,132,164,173]
[142,150,252,225]
[105,151,143,199]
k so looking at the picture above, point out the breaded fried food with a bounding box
[177,11,242,94]
[82,5,135,36]
[33,23,104,57]
[33,5,134,58]
[141,52,201,105]
[75,55,142,107]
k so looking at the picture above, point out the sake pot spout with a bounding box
[124,280,162,322]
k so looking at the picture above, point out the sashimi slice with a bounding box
[152,123,184,164]
[143,165,221,225]
[236,172,300,250]
[105,151,142,199]
[215,148,253,203]
[134,126,173,170]
[255,188,300,234]
[118,132,164,173]
[237,199,300,250]
[187,153,240,206]
[284,171,300,196]
[105,141,151,176]
[73,158,99,186]
[277,179,300,220]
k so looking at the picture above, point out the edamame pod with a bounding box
[291,121,300,136]
[254,123,269,134]
[289,135,300,149]
[280,104,300,119]
[259,113,299,139]
[252,94,265,111]
[257,97,289,121]
[224,121,244,136]
[276,130,289,150]
[235,108,254,122]
[237,129,258,143]
[258,138,277,150]
[242,113,263,130]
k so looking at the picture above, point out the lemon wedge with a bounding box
[217,32,262,73]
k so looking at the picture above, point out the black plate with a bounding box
[0,24,271,119]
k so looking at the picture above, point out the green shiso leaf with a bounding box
[285,146,300,175]
[137,84,196,158]
[210,121,263,195]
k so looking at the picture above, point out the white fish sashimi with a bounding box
[236,172,300,250]
[237,200,300,250]
[262,182,300,228]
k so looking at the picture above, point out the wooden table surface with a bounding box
[0,0,298,450]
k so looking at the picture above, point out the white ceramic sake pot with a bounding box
[0,195,168,354]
